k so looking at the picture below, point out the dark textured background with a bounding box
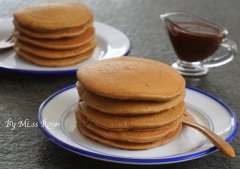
[0,0,239,168]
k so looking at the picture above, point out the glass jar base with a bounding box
[172,60,209,76]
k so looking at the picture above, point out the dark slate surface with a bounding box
[0,0,239,168]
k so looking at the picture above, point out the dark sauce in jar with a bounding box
[166,21,226,62]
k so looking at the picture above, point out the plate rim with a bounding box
[0,19,131,74]
[37,85,238,164]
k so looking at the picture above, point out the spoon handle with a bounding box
[182,120,235,158]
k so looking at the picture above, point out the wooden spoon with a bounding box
[182,112,235,158]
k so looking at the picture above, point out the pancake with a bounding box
[13,3,93,31]
[77,57,185,101]
[76,82,185,115]
[77,101,185,130]
[15,49,94,67]
[14,18,93,39]
[15,39,96,59]
[77,121,182,150]
[14,27,95,49]
[76,111,182,143]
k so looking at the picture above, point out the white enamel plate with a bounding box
[0,18,130,74]
[37,85,237,165]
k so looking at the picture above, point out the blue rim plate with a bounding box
[0,18,131,74]
[37,85,238,165]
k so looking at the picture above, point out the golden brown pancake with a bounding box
[13,3,93,31]
[74,56,186,150]
[13,3,97,68]
[77,57,185,101]
[14,27,95,49]
[77,121,182,150]
[15,49,94,67]
[15,39,96,59]
[13,18,93,39]
[76,111,182,143]
[77,101,185,130]
[76,82,185,115]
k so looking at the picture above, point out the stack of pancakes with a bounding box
[75,57,186,150]
[13,3,96,67]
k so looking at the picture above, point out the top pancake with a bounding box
[13,3,93,31]
[77,57,185,101]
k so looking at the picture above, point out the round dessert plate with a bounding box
[0,18,130,74]
[37,85,237,165]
